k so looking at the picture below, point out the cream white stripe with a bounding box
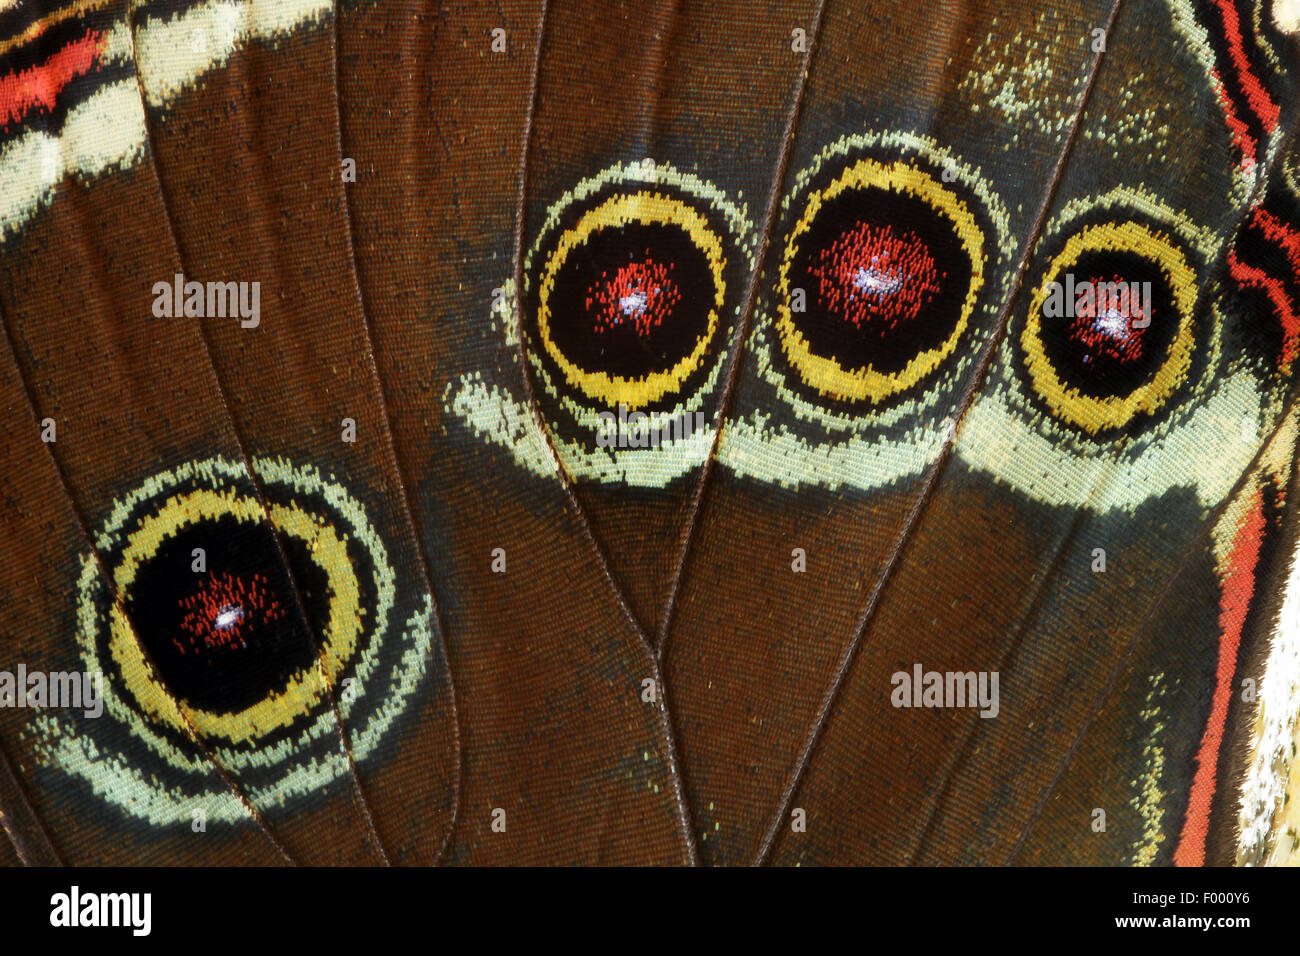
[132,0,331,106]
[0,80,146,240]
[0,0,329,241]
[1239,525,1300,862]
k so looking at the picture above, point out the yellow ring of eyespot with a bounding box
[107,487,361,745]
[536,191,726,409]
[776,158,986,403]
[1022,220,1198,435]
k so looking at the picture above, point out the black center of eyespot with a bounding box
[124,516,327,715]
[1041,251,1177,399]
[545,221,714,379]
[789,188,968,375]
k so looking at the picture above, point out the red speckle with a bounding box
[808,222,941,329]
[1068,274,1152,366]
[585,255,681,337]
[176,571,285,656]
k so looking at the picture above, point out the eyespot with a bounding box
[750,133,1010,431]
[106,482,363,743]
[773,151,991,406]
[1020,215,1201,435]
[531,189,728,409]
[522,162,751,418]
[444,162,754,488]
[958,188,1282,513]
[718,132,1011,494]
[29,456,435,823]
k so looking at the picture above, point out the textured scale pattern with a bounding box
[0,0,1298,867]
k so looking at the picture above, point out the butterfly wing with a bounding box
[0,0,459,865]
[336,0,693,863]
[2,0,1298,867]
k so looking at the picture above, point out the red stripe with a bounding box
[0,29,105,127]
[1173,488,1266,866]
[1208,0,1280,133]
[1254,207,1300,268]
[1228,206,1300,372]
[1228,252,1300,372]
[1213,69,1258,172]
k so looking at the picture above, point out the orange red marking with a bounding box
[0,29,105,127]
[1174,487,1266,865]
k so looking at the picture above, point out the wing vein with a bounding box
[122,5,387,864]
[0,739,62,866]
[751,0,1128,866]
[508,0,699,864]
[655,0,832,660]
[330,1,463,868]
[1003,112,1300,864]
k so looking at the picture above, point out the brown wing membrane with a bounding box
[336,0,692,863]
[127,0,459,864]
[0,130,289,862]
[663,0,1118,865]
[2,0,1297,868]
[755,5,1300,866]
